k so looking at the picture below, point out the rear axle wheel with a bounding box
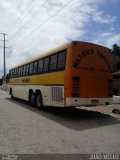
[29,93,35,107]
[35,93,43,109]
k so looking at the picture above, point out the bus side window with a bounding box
[18,68,21,77]
[23,65,26,76]
[9,70,11,78]
[11,70,13,78]
[50,54,57,71]
[38,59,43,73]
[26,64,29,75]
[16,68,18,77]
[57,50,66,69]
[12,70,14,78]
[22,66,25,76]
[11,70,12,78]
[43,57,50,72]
[29,63,33,74]
[19,68,21,76]
[14,69,16,77]
[33,61,38,74]
[21,66,24,76]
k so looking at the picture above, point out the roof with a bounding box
[10,42,70,70]
[10,40,110,70]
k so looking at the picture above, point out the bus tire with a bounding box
[10,88,14,99]
[29,93,35,107]
[35,93,43,109]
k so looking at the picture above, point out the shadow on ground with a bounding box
[6,97,120,131]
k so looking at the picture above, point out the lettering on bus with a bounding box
[22,78,30,83]
[79,67,95,71]
[73,49,112,72]
[73,49,94,69]
[99,69,110,72]
[97,51,112,72]
[12,79,20,83]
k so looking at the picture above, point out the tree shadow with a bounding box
[6,97,120,131]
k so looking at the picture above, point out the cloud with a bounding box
[92,32,120,48]
[0,0,119,77]
[92,11,117,24]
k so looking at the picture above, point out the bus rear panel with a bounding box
[65,41,113,106]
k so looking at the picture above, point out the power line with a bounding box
[11,0,23,17]
[30,0,49,18]
[15,0,23,11]
[10,0,49,41]
[5,0,34,36]
[14,0,35,26]
[12,0,73,45]
[22,0,73,40]
[3,0,23,32]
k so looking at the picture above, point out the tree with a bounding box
[112,44,120,57]
[116,61,120,70]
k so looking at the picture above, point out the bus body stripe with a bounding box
[9,71,65,85]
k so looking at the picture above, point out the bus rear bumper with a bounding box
[66,97,113,107]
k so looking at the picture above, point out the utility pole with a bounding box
[0,33,8,85]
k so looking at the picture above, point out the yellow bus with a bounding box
[8,41,113,108]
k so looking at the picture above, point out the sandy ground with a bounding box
[79,104,120,119]
[0,90,120,154]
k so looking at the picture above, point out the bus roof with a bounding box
[10,41,109,70]
[10,42,70,70]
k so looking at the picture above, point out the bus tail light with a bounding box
[72,77,80,97]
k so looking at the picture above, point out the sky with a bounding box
[0,0,120,77]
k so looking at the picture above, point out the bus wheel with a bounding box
[10,88,13,99]
[29,93,35,107]
[35,93,43,109]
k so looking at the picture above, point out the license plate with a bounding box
[91,99,99,105]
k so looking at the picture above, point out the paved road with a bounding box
[0,90,120,154]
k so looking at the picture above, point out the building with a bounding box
[111,54,120,72]
[113,70,120,95]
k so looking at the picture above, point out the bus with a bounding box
[7,41,113,108]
